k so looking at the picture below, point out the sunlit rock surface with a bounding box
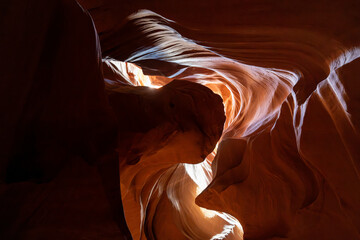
[1,0,360,239]
[90,4,359,239]
[105,79,238,239]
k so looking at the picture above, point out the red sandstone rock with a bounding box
[2,0,360,239]
[93,7,360,240]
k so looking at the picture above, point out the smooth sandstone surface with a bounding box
[1,0,360,239]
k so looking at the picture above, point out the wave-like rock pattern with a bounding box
[102,9,360,240]
[2,0,360,239]
[104,63,242,239]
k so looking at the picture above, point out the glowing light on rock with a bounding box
[196,186,217,218]
[108,58,244,239]
[105,9,360,240]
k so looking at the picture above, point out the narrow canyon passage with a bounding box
[1,1,360,240]
[101,9,360,239]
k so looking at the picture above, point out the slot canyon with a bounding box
[1,0,360,239]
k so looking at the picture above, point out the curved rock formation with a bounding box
[1,0,360,240]
[96,8,360,240]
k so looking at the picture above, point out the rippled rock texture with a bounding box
[1,0,360,239]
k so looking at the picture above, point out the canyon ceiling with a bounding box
[1,0,360,239]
